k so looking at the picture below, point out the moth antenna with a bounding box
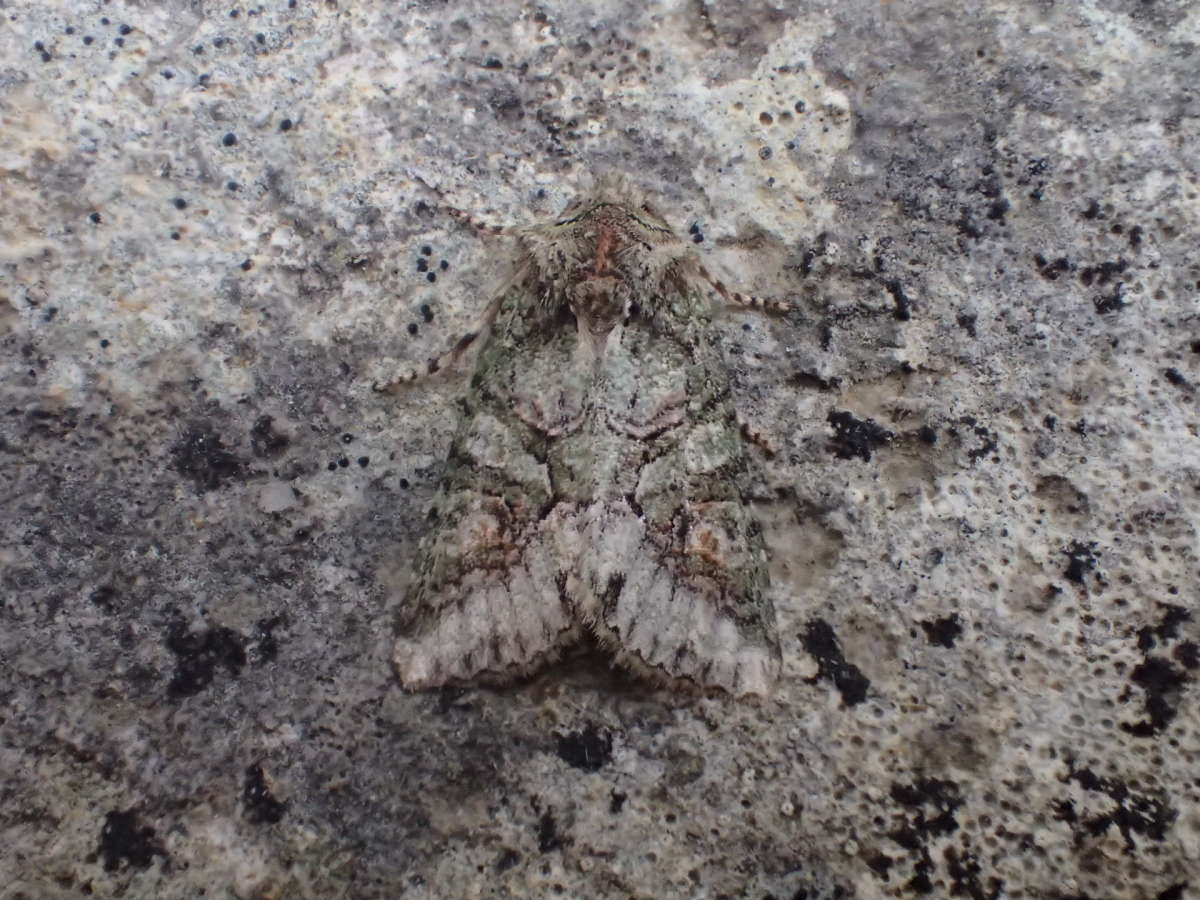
[372,289,507,393]
[445,205,513,238]
[408,171,516,236]
[696,263,792,315]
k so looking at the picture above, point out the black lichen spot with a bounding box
[426,272,437,283]
[884,279,911,321]
[118,23,133,35]
[88,211,103,224]
[482,56,503,69]
[221,131,238,146]
[956,312,977,336]
[1093,282,1127,313]
[419,303,434,323]
[916,425,938,445]
[865,850,894,879]
[495,849,521,872]
[537,810,562,852]
[166,621,247,699]
[556,724,613,772]
[239,258,253,271]
[1080,258,1127,287]
[921,615,962,648]
[1033,254,1071,281]
[1128,224,1143,249]
[1081,199,1103,220]
[801,619,870,706]
[954,209,982,240]
[1138,605,1191,649]
[172,423,244,491]
[1122,605,1192,737]
[828,410,893,462]
[888,778,964,894]
[97,809,166,872]
[945,845,1001,899]
[1062,541,1098,585]
[963,419,999,463]
[90,584,119,612]
[173,196,188,211]
[488,91,524,122]
[1122,657,1188,737]
[357,456,369,467]
[610,789,627,814]
[1060,760,1175,848]
[243,764,286,824]
[1174,641,1199,671]
[439,259,449,270]
[407,322,419,336]
[249,414,288,458]
[416,257,428,272]
[254,615,282,664]
[1163,367,1190,389]
[279,118,293,131]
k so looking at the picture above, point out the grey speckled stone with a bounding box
[1,0,1196,897]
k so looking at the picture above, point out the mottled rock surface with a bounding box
[2,1,1197,897]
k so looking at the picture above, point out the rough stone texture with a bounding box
[1,0,1196,897]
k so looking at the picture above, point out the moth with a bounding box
[386,179,784,696]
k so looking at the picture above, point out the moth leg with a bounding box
[410,172,519,237]
[695,263,792,315]
[737,412,779,457]
[444,206,515,238]
[371,290,507,393]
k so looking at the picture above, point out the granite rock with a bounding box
[1,0,1197,897]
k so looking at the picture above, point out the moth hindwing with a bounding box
[392,183,781,696]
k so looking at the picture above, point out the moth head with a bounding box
[544,191,679,286]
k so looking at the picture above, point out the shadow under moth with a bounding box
[387,179,784,696]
